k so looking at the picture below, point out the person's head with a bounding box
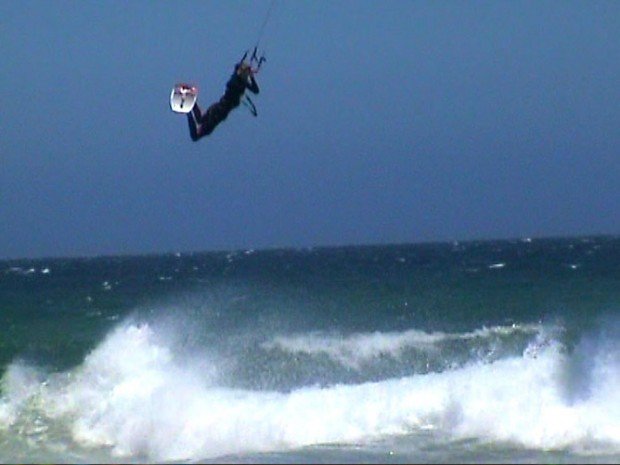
[237,61,252,78]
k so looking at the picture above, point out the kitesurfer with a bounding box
[187,60,260,141]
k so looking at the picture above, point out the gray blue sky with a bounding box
[1,0,619,259]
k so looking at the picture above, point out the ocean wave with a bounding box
[260,323,542,369]
[1,318,619,461]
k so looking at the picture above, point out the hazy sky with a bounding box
[2,0,619,259]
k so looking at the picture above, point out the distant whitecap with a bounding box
[488,263,506,269]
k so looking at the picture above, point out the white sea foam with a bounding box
[1,321,619,461]
[0,362,44,428]
[261,324,541,368]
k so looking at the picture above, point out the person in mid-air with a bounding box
[186,60,260,141]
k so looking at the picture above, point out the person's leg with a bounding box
[200,99,233,136]
[187,103,203,141]
[186,94,238,141]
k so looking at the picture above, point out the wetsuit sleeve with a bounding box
[247,76,259,95]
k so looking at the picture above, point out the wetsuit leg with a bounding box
[186,92,243,141]
[187,103,203,141]
[199,98,236,136]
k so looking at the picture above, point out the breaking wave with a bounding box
[1,316,619,461]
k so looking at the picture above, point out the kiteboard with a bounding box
[170,83,198,113]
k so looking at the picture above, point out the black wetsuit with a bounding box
[188,63,260,141]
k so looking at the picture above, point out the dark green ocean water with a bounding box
[0,236,619,463]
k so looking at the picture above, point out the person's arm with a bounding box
[247,75,260,94]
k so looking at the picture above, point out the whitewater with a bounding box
[1,237,619,462]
